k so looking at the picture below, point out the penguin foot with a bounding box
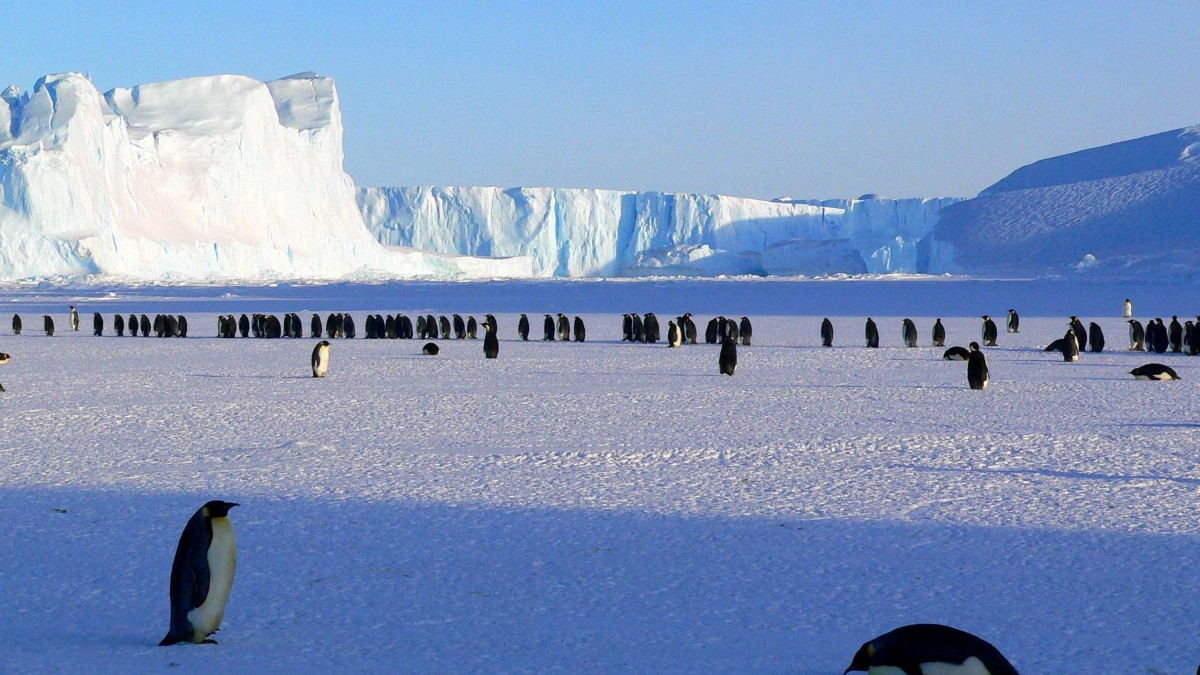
[202,638,218,645]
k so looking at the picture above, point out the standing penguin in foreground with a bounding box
[931,318,946,347]
[821,318,834,347]
[1007,308,1019,333]
[160,500,239,646]
[901,319,918,347]
[844,623,1018,675]
[718,335,737,376]
[980,315,998,346]
[69,305,79,331]
[967,342,989,390]
[483,321,499,359]
[311,341,331,378]
[865,318,879,348]
[1069,316,1087,352]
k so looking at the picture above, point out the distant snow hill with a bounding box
[925,125,1200,279]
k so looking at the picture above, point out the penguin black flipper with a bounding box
[160,510,213,646]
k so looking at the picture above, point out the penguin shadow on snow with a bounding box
[185,373,312,380]
[2,485,1199,672]
[892,462,1200,487]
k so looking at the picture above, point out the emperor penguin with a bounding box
[160,500,239,646]
[1188,320,1200,355]
[1069,316,1087,351]
[981,315,998,346]
[644,313,660,343]
[718,335,737,376]
[1088,322,1105,353]
[343,315,357,339]
[1127,319,1145,351]
[69,305,79,331]
[621,314,633,342]
[683,315,698,344]
[705,318,719,344]
[140,314,151,338]
[1169,316,1183,352]
[967,342,990,389]
[667,320,682,348]
[943,345,970,360]
[438,315,451,340]
[328,313,341,339]
[311,314,322,339]
[543,314,556,341]
[128,314,138,336]
[423,314,435,339]
[865,318,879,348]
[628,312,648,341]
[178,315,189,338]
[557,313,570,341]
[114,313,125,337]
[311,341,331,378]
[725,319,738,345]
[739,316,752,346]
[43,315,55,337]
[1152,318,1169,353]
[93,312,103,336]
[1130,363,1180,380]
[422,342,440,355]
[466,316,478,339]
[453,314,466,339]
[364,314,377,339]
[1124,298,1133,318]
[902,318,918,347]
[1062,329,1080,362]
[844,623,1018,675]
[1006,308,1019,333]
[931,318,945,347]
[11,314,21,335]
[483,322,499,359]
[821,318,834,347]
[573,316,586,342]
[0,351,9,391]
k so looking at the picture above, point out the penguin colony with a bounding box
[2,306,1189,392]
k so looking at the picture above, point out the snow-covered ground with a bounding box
[0,279,1197,673]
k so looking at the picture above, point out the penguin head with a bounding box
[843,640,876,673]
[969,342,980,351]
[981,315,989,320]
[202,501,239,518]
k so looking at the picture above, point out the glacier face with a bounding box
[357,186,961,277]
[0,72,531,282]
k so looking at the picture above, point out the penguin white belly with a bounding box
[188,517,237,641]
[867,658,993,675]
[314,356,329,377]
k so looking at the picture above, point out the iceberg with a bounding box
[0,72,531,282]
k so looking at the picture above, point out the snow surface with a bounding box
[0,73,531,281]
[357,187,959,277]
[930,125,1200,278]
[1,279,1198,673]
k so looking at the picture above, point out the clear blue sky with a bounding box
[4,2,1197,199]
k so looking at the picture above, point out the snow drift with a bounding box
[357,187,959,277]
[0,72,530,281]
[925,125,1200,278]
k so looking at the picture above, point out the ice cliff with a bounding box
[0,72,530,281]
[926,125,1200,278]
[357,187,960,277]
